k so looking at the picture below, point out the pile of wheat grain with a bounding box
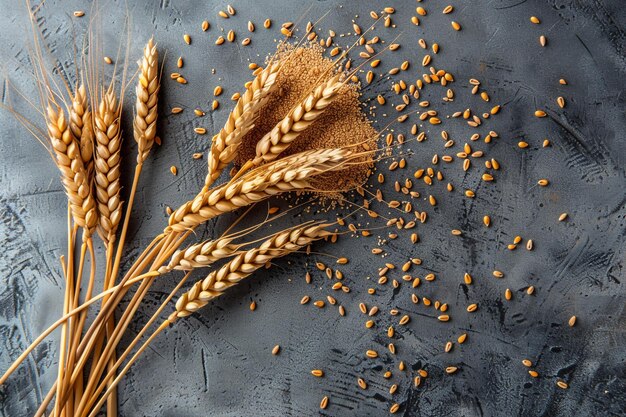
[236,43,377,193]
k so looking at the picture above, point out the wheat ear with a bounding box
[93,88,123,244]
[134,37,159,164]
[253,74,343,165]
[47,104,98,233]
[69,84,96,235]
[171,223,332,319]
[205,62,280,188]
[167,148,352,233]
[159,237,239,273]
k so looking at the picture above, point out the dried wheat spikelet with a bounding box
[171,223,331,319]
[69,85,94,170]
[94,88,123,244]
[159,236,239,273]
[253,74,343,165]
[166,148,352,233]
[205,62,280,187]
[47,103,98,233]
[69,84,97,236]
[134,37,159,164]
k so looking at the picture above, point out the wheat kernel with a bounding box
[568,315,577,327]
[366,349,378,358]
[320,396,328,409]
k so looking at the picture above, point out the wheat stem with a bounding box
[49,236,169,413]
[72,239,95,415]
[85,223,331,416]
[73,231,185,416]
[54,215,76,417]
[85,320,169,417]
[81,271,192,417]
[62,239,88,416]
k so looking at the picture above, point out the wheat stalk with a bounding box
[167,148,351,233]
[82,223,332,416]
[134,37,159,164]
[93,88,123,244]
[47,103,98,234]
[253,74,343,165]
[171,223,331,319]
[205,62,280,188]
[158,236,239,272]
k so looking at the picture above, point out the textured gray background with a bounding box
[1,0,625,416]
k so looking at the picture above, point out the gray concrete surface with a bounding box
[0,0,625,416]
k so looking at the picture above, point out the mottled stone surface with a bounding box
[0,0,625,416]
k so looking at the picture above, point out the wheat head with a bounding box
[69,85,97,237]
[253,74,343,165]
[166,148,351,233]
[159,236,239,273]
[93,88,123,244]
[134,37,159,164]
[205,62,280,188]
[170,223,332,320]
[47,103,98,234]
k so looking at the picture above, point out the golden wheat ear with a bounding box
[167,147,352,233]
[134,37,159,164]
[205,62,280,188]
[93,87,123,244]
[253,74,343,165]
[46,103,98,233]
[172,222,332,319]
